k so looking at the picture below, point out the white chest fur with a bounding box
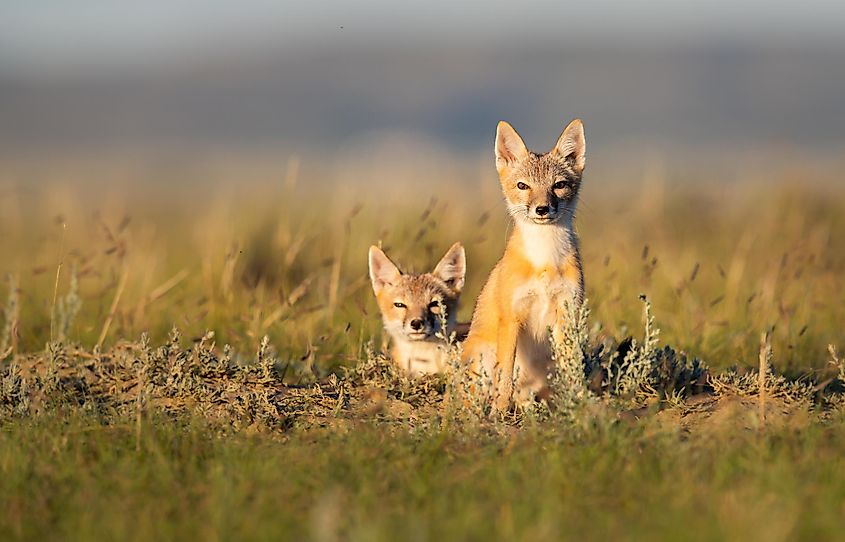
[392,339,448,376]
[513,274,580,340]
[518,221,574,269]
[509,223,581,396]
[512,221,580,340]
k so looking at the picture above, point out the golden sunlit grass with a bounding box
[1,153,844,541]
[1,155,842,372]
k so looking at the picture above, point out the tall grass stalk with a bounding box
[758,331,772,428]
[49,222,67,347]
[0,275,18,359]
[96,265,130,350]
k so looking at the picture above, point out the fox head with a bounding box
[494,119,586,225]
[368,243,466,343]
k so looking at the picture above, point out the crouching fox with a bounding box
[368,243,467,376]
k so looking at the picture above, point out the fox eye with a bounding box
[553,180,567,190]
[428,301,442,314]
[393,302,406,308]
[516,182,529,190]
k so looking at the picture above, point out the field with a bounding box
[2,152,845,540]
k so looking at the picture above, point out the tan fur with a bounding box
[369,243,466,376]
[462,119,586,410]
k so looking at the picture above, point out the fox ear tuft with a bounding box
[495,121,529,170]
[552,119,586,174]
[368,246,401,295]
[433,242,466,293]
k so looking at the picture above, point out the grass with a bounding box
[3,410,845,541]
[2,156,842,371]
[1,153,844,540]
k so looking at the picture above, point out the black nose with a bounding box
[409,319,424,330]
[535,205,550,216]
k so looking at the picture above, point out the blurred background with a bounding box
[3,0,845,161]
[0,1,843,370]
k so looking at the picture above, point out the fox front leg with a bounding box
[493,318,519,412]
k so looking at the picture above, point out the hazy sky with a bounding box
[2,0,845,71]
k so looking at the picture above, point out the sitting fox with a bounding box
[462,119,586,410]
[368,243,467,376]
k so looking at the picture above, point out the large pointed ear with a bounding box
[495,121,529,172]
[368,246,401,295]
[432,242,466,293]
[552,119,586,175]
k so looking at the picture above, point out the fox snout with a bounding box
[403,311,439,338]
[527,193,560,221]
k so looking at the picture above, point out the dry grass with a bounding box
[1,152,844,540]
[1,151,843,429]
[1,153,842,374]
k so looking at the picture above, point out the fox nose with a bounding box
[409,319,424,331]
[535,205,550,216]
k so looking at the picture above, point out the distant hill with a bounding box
[2,44,844,155]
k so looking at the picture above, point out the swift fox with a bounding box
[369,243,466,376]
[462,119,586,410]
